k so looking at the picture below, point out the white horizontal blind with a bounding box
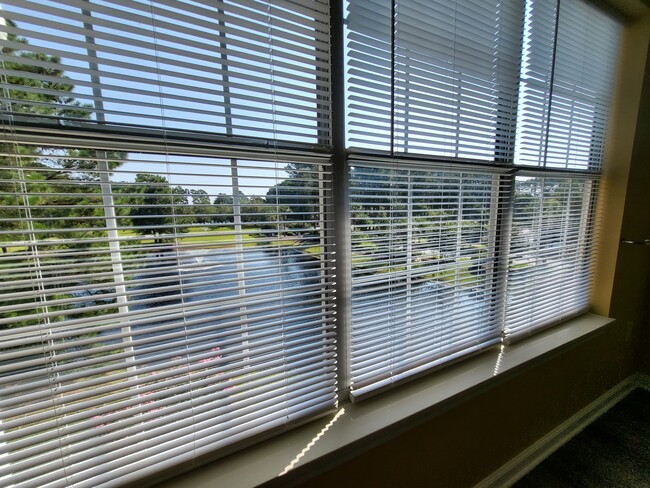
[346,0,523,160]
[515,0,621,169]
[0,0,331,144]
[348,159,510,398]
[513,0,556,167]
[345,0,391,150]
[345,0,524,399]
[0,143,336,488]
[505,175,598,340]
[0,1,335,487]
[505,0,621,341]
[346,0,623,399]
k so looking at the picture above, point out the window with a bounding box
[348,162,508,397]
[0,0,622,486]
[505,175,598,338]
[0,1,335,487]
[345,0,620,398]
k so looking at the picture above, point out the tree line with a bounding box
[0,21,323,250]
[0,19,580,336]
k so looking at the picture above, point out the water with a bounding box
[119,248,325,365]
[0,248,324,379]
[2,246,492,376]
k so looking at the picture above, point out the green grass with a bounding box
[178,228,260,248]
[1,226,324,262]
[1,247,26,254]
[420,257,475,286]
[351,254,371,264]
[304,246,321,255]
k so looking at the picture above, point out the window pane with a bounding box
[505,176,597,339]
[348,162,504,398]
[346,0,523,160]
[0,143,336,486]
[515,0,621,169]
[0,0,330,144]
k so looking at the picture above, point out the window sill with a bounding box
[154,313,614,488]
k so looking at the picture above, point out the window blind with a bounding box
[345,0,523,398]
[505,175,598,340]
[346,0,523,159]
[0,146,336,488]
[345,0,622,399]
[0,1,335,487]
[348,158,511,398]
[505,0,621,340]
[0,0,331,144]
[515,0,621,169]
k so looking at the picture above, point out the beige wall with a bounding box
[300,8,650,488]
[612,41,650,374]
[300,324,632,488]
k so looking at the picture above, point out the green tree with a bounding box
[1,20,89,120]
[266,162,321,230]
[242,196,270,225]
[212,193,235,224]
[0,20,129,332]
[190,189,215,225]
[0,21,126,252]
[129,174,189,242]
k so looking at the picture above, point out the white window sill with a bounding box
[153,313,614,488]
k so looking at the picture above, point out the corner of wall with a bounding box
[592,11,650,317]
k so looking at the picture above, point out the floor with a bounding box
[513,388,650,488]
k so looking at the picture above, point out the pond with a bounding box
[1,246,491,378]
[114,248,327,365]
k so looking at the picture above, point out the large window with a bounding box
[345,0,620,398]
[0,1,335,487]
[0,0,622,486]
[348,162,508,397]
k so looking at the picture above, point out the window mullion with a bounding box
[491,0,525,340]
[330,0,351,400]
[494,172,517,340]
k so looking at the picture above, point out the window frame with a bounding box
[0,1,337,486]
[0,0,632,485]
[342,0,621,399]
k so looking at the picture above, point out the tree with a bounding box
[0,21,126,252]
[1,19,89,120]
[265,162,321,229]
[212,193,235,224]
[0,19,132,332]
[241,196,270,225]
[129,174,189,242]
[190,189,215,225]
[0,20,120,175]
[211,191,261,225]
[172,185,192,226]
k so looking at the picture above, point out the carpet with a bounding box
[513,387,650,488]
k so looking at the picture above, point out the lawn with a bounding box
[116,226,277,248]
[1,227,317,263]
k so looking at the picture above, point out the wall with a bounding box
[299,7,650,488]
[299,324,632,488]
[611,41,650,374]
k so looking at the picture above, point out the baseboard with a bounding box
[474,374,647,488]
[636,372,650,391]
